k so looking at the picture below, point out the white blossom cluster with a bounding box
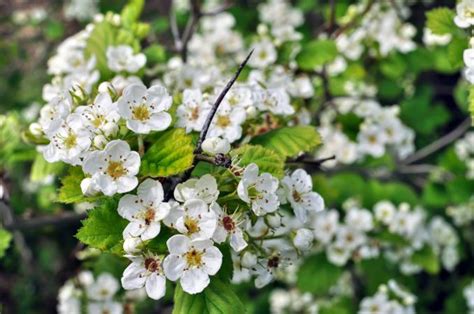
[464,280,474,314]
[358,280,416,314]
[316,84,415,167]
[447,196,474,226]
[308,200,459,273]
[455,131,474,179]
[57,271,142,314]
[269,288,319,314]
[457,0,474,83]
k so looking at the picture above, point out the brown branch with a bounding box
[3,212,86,231]
[287,155,336,167]
[327,0,336,34]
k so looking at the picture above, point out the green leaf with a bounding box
[296,39,338,71]
[469,85,474,123]
[144,44,167,64]
[230,145,285,178]
[0,228,12,258]
[319,297,354,314]
[411,245,440,274]
[30,154,63,182]
[447,37,468,70]
[250,126,321,158]
[76,198,127,255]
[297,253,343,295]
[140,128,194,177]
[173,277,245,314]
[57,167,101,204]
[426,8,456,35]
[121,0,145,27]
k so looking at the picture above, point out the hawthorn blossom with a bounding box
[118,179,171,241]
[107,45,146,73]
[117,83,172,134]
[211,202,247,252]
[254,87,294,116]
[207,102,246,143]
[88,302,123,314]
[454,0,474,28]
[176,89,212,132]
[82,140,140,196]
[76,92,120,136]
[280,169,324,223]
[237,163,280,216]
[163,235,222,294]
[121,254,167,300]
[202,136,231,155]
[38,95,71,136]
[248,39,277,69]
[174,199,217,240]
[173,174,219,204]
[86,273,119,301]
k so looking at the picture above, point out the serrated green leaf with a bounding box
[426,8,456,35]
[230,145,285,178]
[173,277,245,314]
[296,39,338,71]
[411,245,440,274]
[140,128,194,177]
[76,198,127,255]
[0,228,12,258]
[448,37,468,70]
[297,253,343,295]
[250,126,321,158]
[57,167,101,204]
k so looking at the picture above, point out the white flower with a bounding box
[288,75,314,99]
[374,200,396,224]
[345,208,373,232]
[464,48,474,84]
[211,202,247,252]
[117,83,172,134]
[280,169,324,222]
[88,301,123,314]
[175,199,217,240]
[248,39,277,69]
[163,235,223,294]
[82,140,140,196]
[76,92,120,136]
[423,28,451,47]
[42,113,91,165]
[121,254,167,300]
[174,174,219,204]
[237,163,280,216]
[207,102,246,143]
[107,45,146,73]
[454,0,474,28]
[254,87,294,116]
[86,273,119,301]
[176,89,212,132]
[357,124,387,158]
[118,179,171,241]
[202,136,231,155]
[326,242,351,266]
[311,210,339,244]
[39,95,71,136]
[358,291,392,314]
[293,228,314,251]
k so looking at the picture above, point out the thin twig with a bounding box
[327,0,336,34]
[195,49,254,154]
[287,155,336,166]
[402,118,471,165]
[332,0,374,38]
[180,0,201,62]
[169,4,182,50]
[3,212,87,231]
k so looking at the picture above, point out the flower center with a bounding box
[267,256,279,269]
[292,190,302,202]
[258,50,268,60]
[63,132,77,149]
[222,216,235,231]
[228,95,239,106]
[107,161,126,180]
[184,216,200,234]
[92,114,105,128]
[132,104,151,122]
[190,107,200,121]
[144,208,155,225]
[185,249,203,267]
[368,135,377,144]
[216,115,231,127]
[144,257,160,273]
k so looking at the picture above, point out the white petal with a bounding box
[117,176,139,194]
[118,194,141,220]
[202,246,223,275]
[163,254,185,281]
[291,169,313,193]
[138,179,164,203]
[140,222,161,241]
[180,268,210,294]
[230,229,248,252]
[121,262,146,290]
[147,112,172,131]
[166,234,190,254]
[145,273,166,300]
[123,221,144,238]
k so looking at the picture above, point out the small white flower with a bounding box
[174,199,217,240]
[293,228,314,251]
[176,89,212,132]
[207,102,246,143]
[280,169,324,222]
[237,163,280,216]
[39,95,71,136]
[118,179,171,241]
[82,140,140,196]
[174,174,219,204]
[117,83,172,134]
[86,273,119,301]
[121,254,167,300]
[326,242,351,266]
[107,45,146,73]
[454,0,474,28]
[76,92,120,136]
[88,301,123,314]
[249,39,277,69]
[211,202,248,252]
[241,251,258,268]
[345,208,373,232]
[254,87,294,116]
[288,76,314,99]
[202,136,231,155]
[163,235,223,294]
[357,124,387,158]
[374,201,396,224]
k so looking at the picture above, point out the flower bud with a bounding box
[29,122,43,136]
[266,214,282,228]
[93,135,108,149]
[80,178,98,196]
[293,228,314,251]
[246,106,258,118]
[123,237,141,254]
[202,136,231,155]
[241,251,257,268]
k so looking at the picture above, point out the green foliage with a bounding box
[297,253,343,295]
[426,8,456,35]
[144,44,167,64]
[469,85,474,124]
[76,198,127,255]
[0,228,12,258]
[93,253,128,278]
[411,245,440,274]
[447,37,468,70]
[30,154,63,182]
[121,0,144,26]
[230,144,285,178]
[57,167,100,204]
[250,126,321,158]
[140,128,194,177]
[173,277,245,314]
[296,39,338,71]
[0,114,35,170]
[319,297,354,314]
